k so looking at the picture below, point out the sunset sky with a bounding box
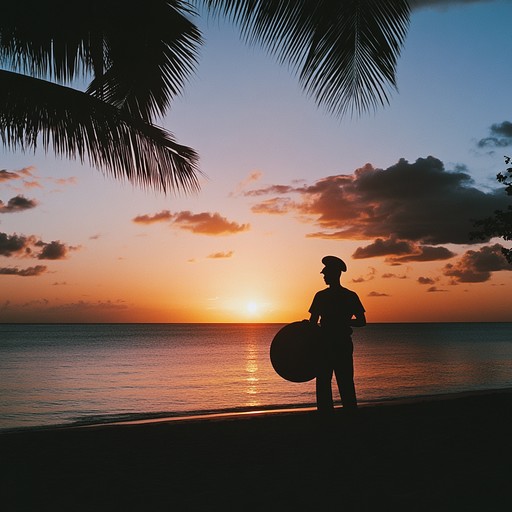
[1,0,512,323]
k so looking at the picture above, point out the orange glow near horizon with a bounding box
[2,257,511,323]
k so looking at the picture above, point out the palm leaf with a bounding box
[199,0,410,116]
[0,70,200,193]
[0,0,202,121]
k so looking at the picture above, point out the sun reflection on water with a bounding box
[244,343,261,406]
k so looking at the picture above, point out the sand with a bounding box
[2,390,512,511]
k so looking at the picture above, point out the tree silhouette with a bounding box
[1,0,410,192]
[471,156,512,264]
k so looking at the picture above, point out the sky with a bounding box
[1,0,512,323]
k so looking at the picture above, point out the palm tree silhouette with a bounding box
[0,0,409,193]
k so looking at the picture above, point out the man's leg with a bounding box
[334,341,357,408]
[316,366,334,411]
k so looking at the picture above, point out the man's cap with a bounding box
[321,255,347,273]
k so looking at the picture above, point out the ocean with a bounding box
[1,322,511,430]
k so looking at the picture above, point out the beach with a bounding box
[2,390,511,512]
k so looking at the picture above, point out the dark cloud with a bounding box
[0,265,47,277]
[427,286,448,292]
[54,300,129,312]
[382,273,408,279]
[0,232,76,259]
[353,238,416,258]
[418,276,436,285]
[207,251,234,259]
[0,195,38,213]
[387,245,456,264]
[443,244,511,283]
[0,233,32,256]
[410,0,499,9]
[133,210,249,235]
[477,121,512,149]
[305,157,504,244]
[368,291,390,297]
[36,241,71,260]
[352,237,456,263]
[490,121,512,139]
[253,156,506,248]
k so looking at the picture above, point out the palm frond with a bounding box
[199,0,410,117]
[0,0,202,121]
[86,0,203,121]
[0,70,200,193]
[1,1,98,82]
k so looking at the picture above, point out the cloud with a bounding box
[253,156,506,247]
[245,184,297,197]
[0,166,42,191]
[477,121,512,149]
[410,0,500,9]
[133,210,174,224]
[368,291,390,297]
[0,166,36,183]
[53,299,129,312]
[207,251,234,259]
[387,245,457,264]
[0,232,77,259]
[133,210,249,235]
[443,244,512,283]
[382,273,408,279]
[351,267,377,283]
[23,180,43,189]
[0,195,38,213]
[0,170,20,182]
[35,240,76,260]
[418,276,436,285]
[231,170,263,196]
[0,233,33,257]
[353,238,416,258]
[0,166,77,191]
[0,265,47,277]
[427,286,448,292]
[251,198,293,214]
[54,177,77,186]
[352,237,456,262]
[173,212,249,235]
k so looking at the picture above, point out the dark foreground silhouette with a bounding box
[2,390,511,512]
[309,255,366,411]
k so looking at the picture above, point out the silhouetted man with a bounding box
[309,256,366,412]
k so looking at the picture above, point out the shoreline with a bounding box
[2,389,511,511]
[88,386,512,427]
[2,387,511,434]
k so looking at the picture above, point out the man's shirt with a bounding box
[309,286,365,336]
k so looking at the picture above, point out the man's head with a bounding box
[320,255,346,285]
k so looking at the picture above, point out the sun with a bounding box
[246,301,259,315]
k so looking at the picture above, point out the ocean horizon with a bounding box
[1,322,512,431]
